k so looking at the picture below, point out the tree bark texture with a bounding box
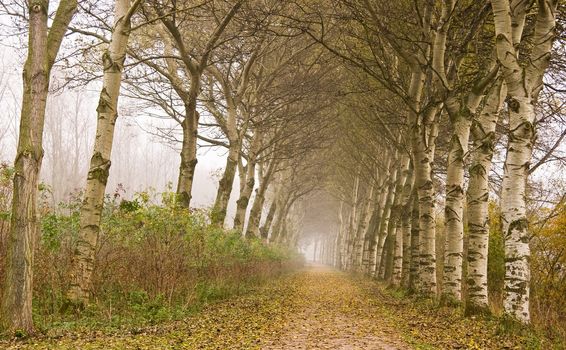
[66,0,138,307]
[2,0,77,332]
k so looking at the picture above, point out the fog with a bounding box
[0,44,247,220]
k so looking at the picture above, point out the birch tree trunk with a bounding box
[65,0,138,308]
[466,80,506,314]
[176,82,200,208]
[2,0,77,332]
[368,174,389,276]
[405,60,427,291]
[334,202,345,268]
[339,202,351,269]
[275,196,299,244]
[209,52,257,225]
[401,193,415,287]
[234,158,254,231]
[491,0,557,323]
[271,192,291,243]
[385,154,411,280]
[431,0,473,296]
[393,158,414,286]
[412,105,440,295]
[442,110,471,302]
[344,173,361,270]
[260,197,277,240]
[245,161,275,238]
[353,183,375,271]
[234,134,262,230]
[441,59,499,303]
[408,193,421,291]
[380,227,393,280]
[432,1,472,296]
[392,222,404,285]
[374,156,399,278]
[361,207,379,273]
[212,141,239,225]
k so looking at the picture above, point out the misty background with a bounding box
[0,43,253,222]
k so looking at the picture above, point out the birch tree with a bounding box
[233,131,263,230]
[430,1,495,303]
[466,79,507,314]
[1,0,77,332]
[63,0,141,308]
[206,44,261,226]
[392,160,414,286]
[148,1,243,208]
[491,0,559,323]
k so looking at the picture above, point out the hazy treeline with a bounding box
[299,0,565,335]
[0,0,337,334]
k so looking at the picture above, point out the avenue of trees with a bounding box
[0,0,564,338]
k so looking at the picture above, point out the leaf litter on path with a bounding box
[5,265,558,349]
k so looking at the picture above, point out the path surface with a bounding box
[5,266,557,349]
[6,266,412,349]
[261,265,409,350]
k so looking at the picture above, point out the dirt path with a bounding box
[261,265,409,350]
[6,266,559,349]
[5,266,412,349]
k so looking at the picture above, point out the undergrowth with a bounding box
[376,281,565,350]
[0,185,303,339]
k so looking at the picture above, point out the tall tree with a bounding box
[64,0,141,308]
[207,43,262,226]
[491,0,559,323]
[1,0,77,332]
[155,1,243,208]
[466,79,507,314]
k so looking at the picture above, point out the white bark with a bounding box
[491,0,558,323]
[66,0,138,307]
[338,201,348,269]
[382,154,410,280]
[393,158,414,286]
[208,51,257,225]
[233,132,262,230]
[245,160,275,238]
[334,201,345,268]
[345,173,361,270]
[367,158,391,275]
[466,80,506,313]
[442,113,470,301]
[408,194,420,291]
[401,191,415,287]
[374,158,398,278]
[412,106,440,295]
[353,183,375,271]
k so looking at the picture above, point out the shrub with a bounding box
[29,190,300,332]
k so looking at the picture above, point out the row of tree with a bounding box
[0,0,338,333]
[306,0,563,326]
[0,0,563,334]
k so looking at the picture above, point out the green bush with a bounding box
[29,189,300,333]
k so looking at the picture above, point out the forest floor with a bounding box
[3,265,562,349]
